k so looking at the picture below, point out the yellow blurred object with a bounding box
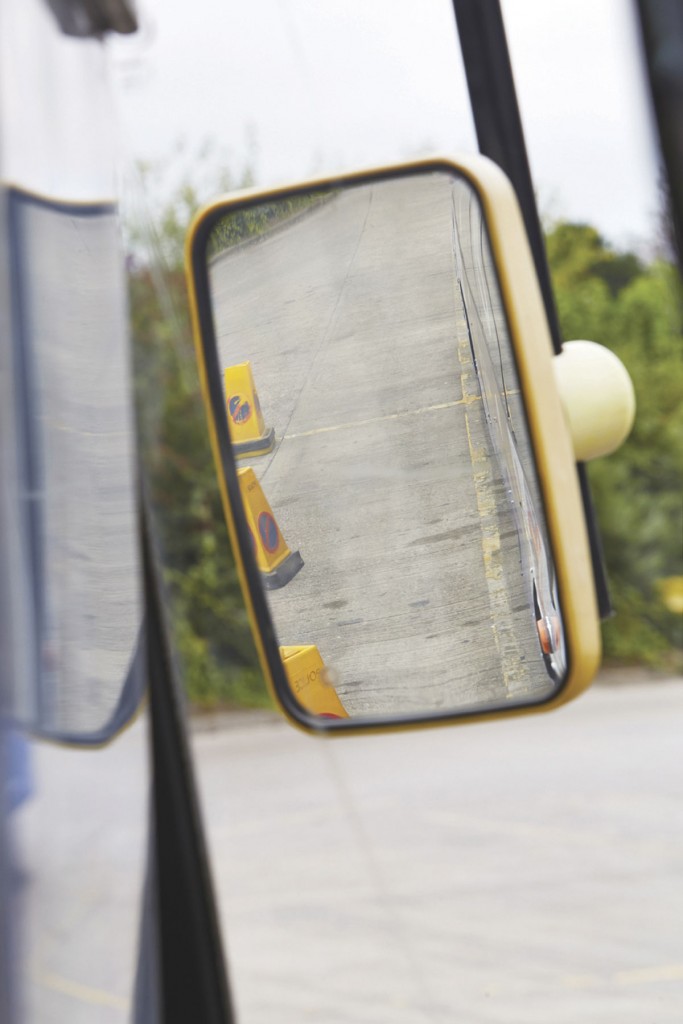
[657,576,683,616]
[280,646,349,719]
[224,361,275,457]
[237,467,303,589]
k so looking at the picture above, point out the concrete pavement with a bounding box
[14,675,683,1022]
[191,674,683,1024]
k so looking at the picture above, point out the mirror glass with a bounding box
[202,168,566,722]
[1,189,143,743]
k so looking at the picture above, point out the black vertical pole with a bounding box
[452,0,612,618]
[142,495,237,1024]
[453,0,562,353]
[636,0,683,262]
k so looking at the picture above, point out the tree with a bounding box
[547,222,683,668]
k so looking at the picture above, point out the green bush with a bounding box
[547,224,683,669]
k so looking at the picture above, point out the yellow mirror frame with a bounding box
[185,155,601,734]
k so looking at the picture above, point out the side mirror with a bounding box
[1,187,144,745]
[185,156,601,732]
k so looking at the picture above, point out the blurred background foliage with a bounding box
[128,158,682,709]
[129,155,271,709]
[546,222,682,669]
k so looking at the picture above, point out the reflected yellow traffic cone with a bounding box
[224,361,275,457]
[280,645,348,719]
[238,467,303,589]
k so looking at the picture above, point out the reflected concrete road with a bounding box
[208,173,553,715]
[192,676,683,1024]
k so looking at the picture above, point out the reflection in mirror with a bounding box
[1,189,143,742]
[204,169,566,721]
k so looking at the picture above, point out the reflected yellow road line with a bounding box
[457,324,528,697]
[37,971,129,1011]
[283,398,473,441]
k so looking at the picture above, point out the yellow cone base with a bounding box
[233,425,275,459]
[280,645,348,719]
[262,549,304,590]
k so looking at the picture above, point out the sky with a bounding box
[0,0,661,251]
[107,0,662,252]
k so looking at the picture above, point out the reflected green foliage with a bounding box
[547,223,683,668]
[129,154,270,709]
[208,192,331,258]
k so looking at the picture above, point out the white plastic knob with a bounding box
[552,340,636,461]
